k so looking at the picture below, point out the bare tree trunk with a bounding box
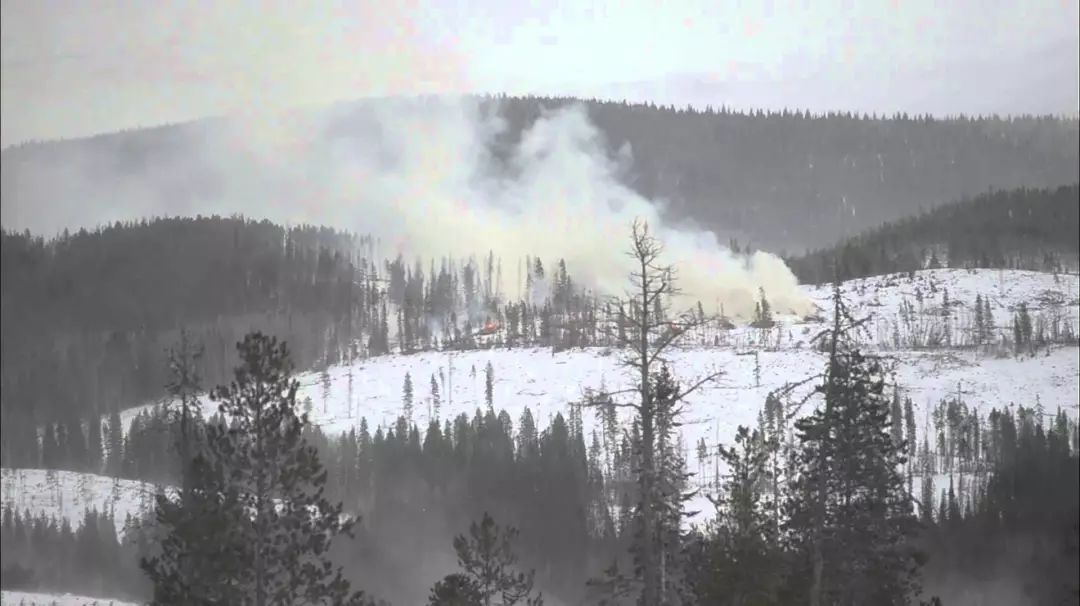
[586,219,724,605]
[255,381,267,606]
[637,245,660,605]
[810,281,844,606]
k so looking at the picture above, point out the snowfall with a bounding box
[3,268,1078,602]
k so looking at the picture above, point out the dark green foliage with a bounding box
[140,454,251,605]
[403,371,414,421]
[443,512,543,606]
[0,218,377,465]
[789,184,1080,283]
[428,573,484,606]
[0,506,146,600]
[0,215,629,464]
[143,332,369,605]
[688,426,782,605]
[484,362,495,410]
[785,347,919,605]
[752,288,775,328]
[920,406,1080,605]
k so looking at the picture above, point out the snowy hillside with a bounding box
[11,269,1079,532]
[0,591,139,606]
[804,268,1079,343]
[0,469,159,539]
[110,268,1078,469]
[805,268,1079,315]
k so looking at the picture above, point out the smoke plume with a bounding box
[2,96,811,317]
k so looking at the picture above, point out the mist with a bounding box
[2,96,811,317]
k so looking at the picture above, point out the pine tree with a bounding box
[142,332,248,604]
[164,330,204,494]
[428,573,483,605]
[1011,314,1023,353]
[320,368,332,415]
[346,351,355,420]
[690,425,781,604]
[64,418,88,473]
[920,450,935,524]
[435,512,543,606]
[141,450,251,604]
[974,295,985,345]
[787,284,921,605]
[106,407,124,476]
[904,397,917,493]
[753,288,774,328]
[431,374,442,420]
[87,413,103,474]
[484,362,495,410]
[890,386,905,450]
[982,297,995,343]
[144,333,370,605]
[1019,302,1033,348]
[651,365,695,602]
[403,372,414,422]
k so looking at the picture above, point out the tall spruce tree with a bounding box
[403,372,414,422]
[143,332,370,605]
[690,425,782,604]
[485,361,495,410]
[431,373,442,420]
[141,333,249,605]
[787,284,921,605]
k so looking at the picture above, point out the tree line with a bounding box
[4,222,1077,604]
[5,94,1077,253]
[788,184,1080,283]
[0,215,760,468]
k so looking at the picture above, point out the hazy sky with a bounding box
[2,0,1078,147]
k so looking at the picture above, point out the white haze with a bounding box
[3,96,812,317]
[226,97,811,317]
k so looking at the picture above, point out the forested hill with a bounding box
[787,184,1080,284]
[0,218,374,444]
[1,214,600,458]
[2,95,1078,251]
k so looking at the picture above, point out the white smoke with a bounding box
[3,96,812,317]
[213,97,811,317]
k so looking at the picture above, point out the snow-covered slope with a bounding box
[0,591,139,606]
[13,269,1079,532]
[119,270,1065,421]
[0,469,159,538]
[805,268,1079,316]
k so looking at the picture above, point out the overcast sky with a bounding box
[2,0,1078,147]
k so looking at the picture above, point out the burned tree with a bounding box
[587,219,723,605]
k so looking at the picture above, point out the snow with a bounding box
[804,268,1080,317]
[0,469,160,539]
[0,591,139,606]
[11,269,1080,533]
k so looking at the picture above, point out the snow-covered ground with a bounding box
[804,268,1079,318]
[120,268,1079,423]
[0,591,139,606]
[9,269,1080,533]
[0,469,159,539]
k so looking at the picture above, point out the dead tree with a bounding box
[586,219,723,605]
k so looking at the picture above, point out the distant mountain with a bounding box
[787,184,1080,284]
[2,95,1077,251]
